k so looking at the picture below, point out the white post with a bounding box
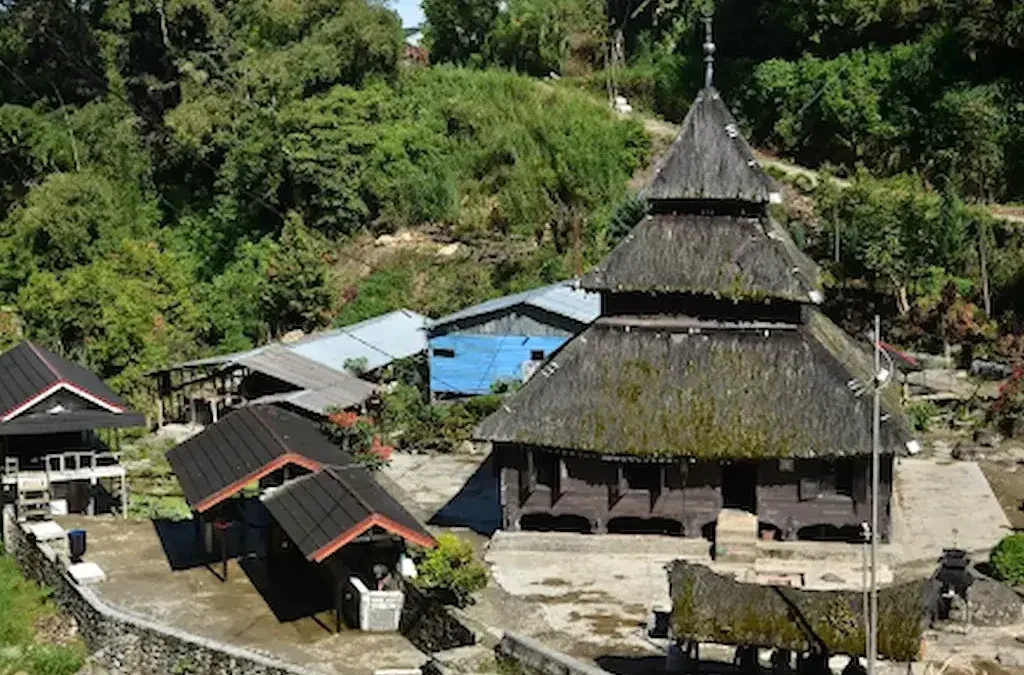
[88,476,97,516]
[121,472,128,519]
[869,315,880,675]
[210,399,218,424]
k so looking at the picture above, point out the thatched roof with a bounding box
[648,88,779,204]
[474,310,911,458]
[580,213,821,301]
[668,561,937,661]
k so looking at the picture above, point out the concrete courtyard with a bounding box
[382,450,1017,661]
[56,516,427,675]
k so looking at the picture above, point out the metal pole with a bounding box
[869,315,880,675]
[862,526,869,655]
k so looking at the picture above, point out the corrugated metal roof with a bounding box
[236,345,377,395]
[161,309,428,374]
[430,282,599,331]
[289,309,429,373]
[167,347,264,370]
[245,380,377,416]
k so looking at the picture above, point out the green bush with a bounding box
[907,401,939,432]
[991,534,1024,585]
[414,533,488,607]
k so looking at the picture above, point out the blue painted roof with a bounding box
[430,281,600,332]
[289,309,429,373]
[430,334,571,395]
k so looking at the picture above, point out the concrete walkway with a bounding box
[892,457,1011,563]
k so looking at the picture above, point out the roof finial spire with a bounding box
[702,14,715,89]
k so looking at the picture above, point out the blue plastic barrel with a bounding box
[68,529,87,562]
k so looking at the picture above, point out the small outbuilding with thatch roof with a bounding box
[474,41,912,541]
[667,561,938,664]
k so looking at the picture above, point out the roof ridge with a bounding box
[25,341,61,381]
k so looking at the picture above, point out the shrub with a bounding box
[991,534,1024,585]
[907,401,939,432]
[414,533,488,607]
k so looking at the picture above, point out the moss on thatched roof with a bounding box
[580,213,821,300]
[668,562,937,661]
[474,315,911,458]
[648,88,779,204]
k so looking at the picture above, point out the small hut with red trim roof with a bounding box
[166,404,435,631]
[0,340,145,518]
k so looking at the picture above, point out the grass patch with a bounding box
[120,437,192,522]
[0,553,86,675]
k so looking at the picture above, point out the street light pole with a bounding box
[869,314,882,675]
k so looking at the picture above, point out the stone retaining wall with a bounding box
[495,633,613,675]
[4,510,322,675]
[400,583,476,654]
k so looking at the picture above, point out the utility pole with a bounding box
[869,314,882,675]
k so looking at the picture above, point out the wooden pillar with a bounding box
[650,465,664,511]
[551,457,564,506]
[519,449,534,506]
[609,464,624,508]
[210,399,218,424]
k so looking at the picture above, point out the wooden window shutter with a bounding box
[798,476,820,501]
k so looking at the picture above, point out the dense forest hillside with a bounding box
[3,0,1024,417]
[0,0,647,408]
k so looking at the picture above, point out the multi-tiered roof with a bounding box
[476,59,909,459]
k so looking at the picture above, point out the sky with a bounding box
[391,0,424,29]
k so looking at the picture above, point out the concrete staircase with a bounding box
[713,509,757,564]
[15,474,51,522]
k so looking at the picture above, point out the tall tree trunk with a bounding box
[979,232,992,317]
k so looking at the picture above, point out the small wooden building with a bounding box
[474,81,912,542]
[166,404,436,630]
[429,282,599,397]
[0,341,145,518]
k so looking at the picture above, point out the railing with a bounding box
[2,450,122,477]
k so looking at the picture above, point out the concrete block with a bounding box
[68,562,106,585]
[25,520,65,542]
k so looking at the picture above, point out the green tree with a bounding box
[260,214,335,337]
[17,240,201,407]
[422,0,500,65]
[0,171,158,292]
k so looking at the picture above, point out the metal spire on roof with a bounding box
[702,15,715,89]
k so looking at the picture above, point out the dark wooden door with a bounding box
[721,462,757,512]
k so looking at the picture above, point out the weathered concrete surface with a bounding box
[892,458,1011,563]
[485,537,671,656]
[56,516,427,675]
[382,453,499,536]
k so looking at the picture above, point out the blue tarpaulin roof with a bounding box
[429,281,600,332]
